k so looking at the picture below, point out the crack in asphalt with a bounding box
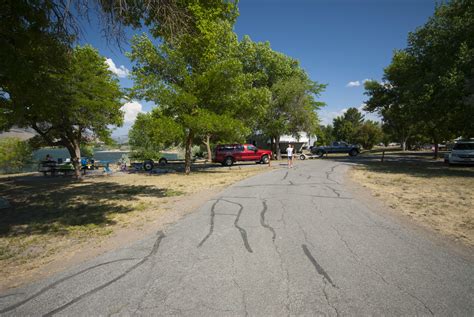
[41,231,165,317]
[259,199,276,242]
[198,199,252,253]
[0,293,22,300]
[218,196,256,199]
[197,200,218,248]
[0,258,138,314]
[235,182,338,188]
[302,245,337,289]
[325,164,344,184]
[282,171,289,181]
[225,199,253,253]
[322,281,340,317]
[231,256,249,317]
[159,262,200,314]
[325,185,341,198]
[293,193,352,200]
[329,223,434,315]
[301,242,339,316]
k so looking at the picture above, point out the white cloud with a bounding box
[105,58,130,78]
[319,108,348,125]
[122,100,144,123]
[346,81,361,87]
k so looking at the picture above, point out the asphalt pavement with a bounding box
[1,160,473,316]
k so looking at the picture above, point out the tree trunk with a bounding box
[184,130,193,175]
[270,137,274,159]
[433,140,439,159]
[204,134,211,163]
[275,136,281,160]
[401,140,407,151]
[65,140,82,179]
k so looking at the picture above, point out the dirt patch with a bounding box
[0,164,274,291]
[349,161,474,246]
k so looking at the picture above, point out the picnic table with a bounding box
[38,161,75,176]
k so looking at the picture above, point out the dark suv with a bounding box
[213,144,272,166]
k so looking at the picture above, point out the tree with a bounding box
[364,0,474,158]
[237,36,325,159]
[316,125,335,146]
[262,75,324,159]
[1,0,232,45]
[355,120,383,150]
[364,77,418,151]
[129,3,268,174]
[333,107,364,144]
[129,112,184,160]
[0,138,33,173]
[1,45,124,178]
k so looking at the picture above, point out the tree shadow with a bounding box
[323,155,474,178]
[0,176,172,237]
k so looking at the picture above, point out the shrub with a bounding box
[0,138,33,173]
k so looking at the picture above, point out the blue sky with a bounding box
[79,0,437,138]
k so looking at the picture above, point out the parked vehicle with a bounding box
[139,152,187,171]
[448,140,474,165]
[310,141,360,157]
[213,144,272,166]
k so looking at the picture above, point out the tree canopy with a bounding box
[364,0,474,156]
[128,2,269,173]
[1,45,123,177]
[237,36,325,158]
[331,107,383,150]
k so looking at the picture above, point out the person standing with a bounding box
[286,144,294,168]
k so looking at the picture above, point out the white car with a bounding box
[449,140,474,165]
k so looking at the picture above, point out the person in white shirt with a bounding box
[286,144,294,168]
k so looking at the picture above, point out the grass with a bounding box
[350,160,474,246]
[0,163,269,288]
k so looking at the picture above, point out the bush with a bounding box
[0,138,33,173]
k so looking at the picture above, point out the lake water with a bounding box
[33,148,129,163]
[2,148,130,174]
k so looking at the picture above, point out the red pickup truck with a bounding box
[213,144,272,166]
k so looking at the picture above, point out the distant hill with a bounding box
[0,127,36,141]
[113,135,129,144]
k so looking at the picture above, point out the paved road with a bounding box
[1,160,473,316]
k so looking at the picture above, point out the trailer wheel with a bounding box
[143,160,154,171]
[159,158,167,166]
[299,154,306,160]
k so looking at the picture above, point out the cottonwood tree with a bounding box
[129,3,268,174]
[237,36,325,158]
[1,45,123,178]
[355,120,383,150]
[333,107,365,144]
[364,0,474,157]
[2,0,229,44]
[264,75,324,159]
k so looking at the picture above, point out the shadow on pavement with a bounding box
[318,153,474,179]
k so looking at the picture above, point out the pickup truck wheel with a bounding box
[316,150,325,158]
[261,155,269,164]
[159,158,167,166]
[143,160,154,171]
[349,149,359,157]
[299,154,306,160]
[224,156,233,166]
